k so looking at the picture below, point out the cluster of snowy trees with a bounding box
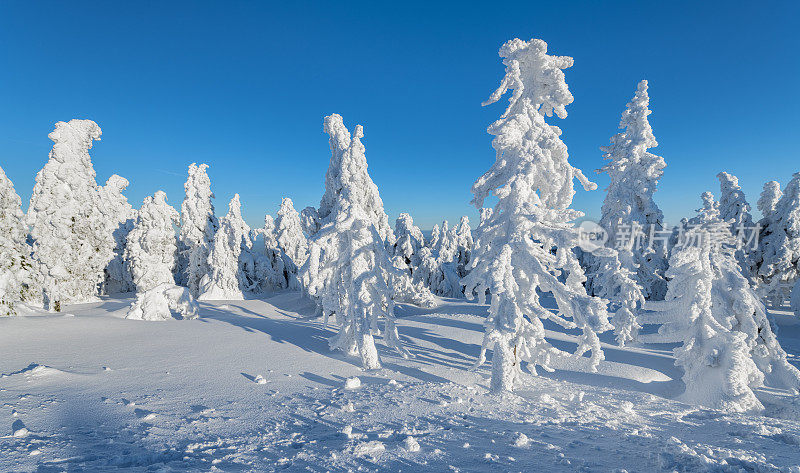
[2,37,800,414]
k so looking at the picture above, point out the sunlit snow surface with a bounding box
[2,292,800,471]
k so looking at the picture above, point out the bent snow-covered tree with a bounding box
[126,191,197,321]
[199,194,253,300]
[463,38,611,392]
[97,175,136,294]
[27,119,113,311]
[640,195,770,412]
[179,163,218,296]
[596,80,668,300]
[0,166,37,316]
[301,115,413,369]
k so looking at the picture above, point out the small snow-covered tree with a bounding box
[252,214,288,293]
[590,249,644,347]
[97,175,137,294]
[27,119,111,311]
[454,216,473,278]
[754,173,800,304]
[717,172,754,233]
[0,166,36,316]
[178,163,218,296]
[276,198,309,270]
[597,80,668,300]
[415,220,463,298]
[198,194,252,300]
[757,181,782,225]
[393,212,425,272]
[462,38,611,392]
[428,224,441,250]
[126,191,197,321]
[301,115,411,369]
[640,196,772,411]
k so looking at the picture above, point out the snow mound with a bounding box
[1,363,64,380]
[344,377,361,390]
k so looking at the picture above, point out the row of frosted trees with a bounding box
[2,37,800,413]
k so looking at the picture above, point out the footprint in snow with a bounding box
[134,408,156,421]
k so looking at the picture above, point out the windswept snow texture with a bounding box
[2,294,800,471]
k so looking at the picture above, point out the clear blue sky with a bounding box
[1,1,798,230]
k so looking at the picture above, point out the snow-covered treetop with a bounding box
[0,165,24,227]
[316,114,394,243]
[224,193,252,248]
[598,80,666,233]
[717,172,754,229]
[758,180,782,223]
[47,119,102,165]
[473,38,595,213]
[482,38,574,120]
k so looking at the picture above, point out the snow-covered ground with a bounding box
[2,293,800,472]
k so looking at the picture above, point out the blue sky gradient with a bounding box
[1,1,797,230]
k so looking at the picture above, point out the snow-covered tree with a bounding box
[97,175,136,294]
[717,172,754,233]
[198,194,252,300]
[27,119,112,311]
[639,195,784,411]
[393,212,425,272]
[126,191,197,321]
[641,229,763,412]
[178,163,218,296]
[754,173,800,304]
[757,181,782,225]
[276,198,308,270]
[590,249,644,347]
[462,38,611,392]
[301,115,410,369]
[428,224,441,250]
[252,214,287,293]
[597,80,668,300]
[454,216,473,278]
[0,166,36,316]
[313,114,395,246]
[792,279,800,318]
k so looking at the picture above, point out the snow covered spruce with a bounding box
[126,191,198,321]
[592,80,668,301]
[301,114,423,369]
[463,38,612,392]
[640,193,800,412]
[0,165,37,316]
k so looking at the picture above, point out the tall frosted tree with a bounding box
[454,216,473,278]
[199,194,252,300]
[462,38,611,392]
[301,115,410,369]
[126,191,197,321]
[0,166,36,316]
[97,175,137,294]
[179,163,218,296]
[597,80,668,299]
[27,119,111,311]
